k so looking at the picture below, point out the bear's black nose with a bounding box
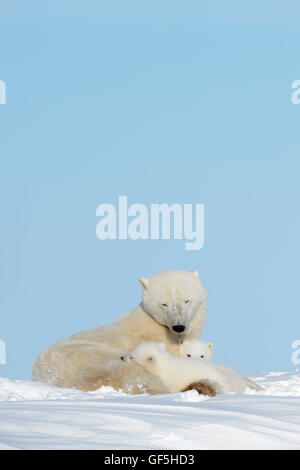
[120,356,125,361]
[172,324,185,333]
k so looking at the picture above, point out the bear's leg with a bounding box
[33,341,171,395]
[181,381,216,397]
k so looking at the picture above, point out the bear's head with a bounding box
[180,339,213,361]
[139,269,207,339]
[122,342,166,372]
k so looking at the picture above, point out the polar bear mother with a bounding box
[32,269,207,393]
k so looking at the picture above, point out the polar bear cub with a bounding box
[180,339,262,393]
[180,339,213,361]
[125,342,231,394]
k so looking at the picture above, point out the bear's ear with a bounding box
[192,269,199,279]
[208,343,214,350]
[139,277,149,291]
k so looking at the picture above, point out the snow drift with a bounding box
[0,371,300,450]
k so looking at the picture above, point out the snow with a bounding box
[0,371,300,450]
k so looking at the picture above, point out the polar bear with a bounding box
[180,339,213,361]
[124,342,231,394]
[180,339,263,392]
[32,269,208,393]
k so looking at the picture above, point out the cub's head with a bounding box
[179,339,213,361]
[121,342,166,372]
[139,269,207,338]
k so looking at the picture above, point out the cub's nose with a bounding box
[120,354,133,362]
[172,324,185,333]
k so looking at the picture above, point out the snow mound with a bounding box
[0,377,127,402]
[0,371,299,450]
[247,370,300,396]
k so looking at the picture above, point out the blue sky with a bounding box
[0,1,300,379]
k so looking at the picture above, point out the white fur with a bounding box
[32,270,207,393]
[126,342,231,394]
[179,339,262,393]
[180,339,213,361]
[140,269,207,336]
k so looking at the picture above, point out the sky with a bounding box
[0,1,300,380]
